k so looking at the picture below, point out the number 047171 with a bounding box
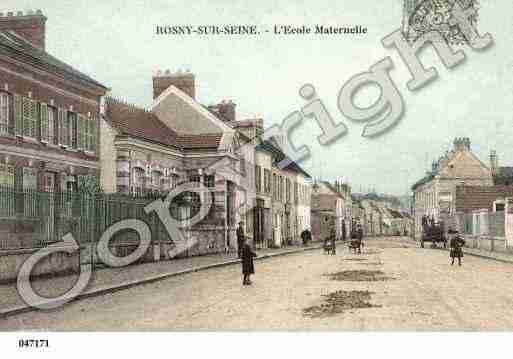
[18,339,49,348]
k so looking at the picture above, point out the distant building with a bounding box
[334,181,353,238]
[311,181,344,241]
[411,137,494,239]
[254,139,311,248]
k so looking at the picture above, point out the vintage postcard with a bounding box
[0,0,512,356]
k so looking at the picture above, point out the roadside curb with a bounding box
[433,246,513,265]
[0,245,322,319]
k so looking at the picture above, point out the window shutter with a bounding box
[7,165,15,188]
[82,115,87,150]
[21,98,38,138]
[22,97,30,137]
[31,101,38,138]
[58,108,68,146]
[0,164,4,186]
[77,175,84,192]
[12,95,21,136]
[76,115,83,149]
[90,118,97,152]
[40,103,49,142]
[76,115,81,149]
[22,99,38,138]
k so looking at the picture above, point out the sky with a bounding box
[4,0,512,195]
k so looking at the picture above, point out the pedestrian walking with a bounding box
[326,227,336,255]
[237,221,245,258]
[242,239,257,285]
[449,229,465,266]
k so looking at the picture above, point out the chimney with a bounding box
[431,161,438,173]
[453,137,471,152]
[207,100,236,122]
[152,69,195,100]
[490,150,498,175]
[0,10,47,50]
[255,118,263,136]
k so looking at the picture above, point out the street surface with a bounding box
[3,238,513,330]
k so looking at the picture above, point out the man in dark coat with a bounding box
[330,228,337,254]
[236,221,245,258]
[242,239,257,285]
[342,221,347,241]
[449,229,465,266]
[301,228,312,246]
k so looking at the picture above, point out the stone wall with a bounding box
[0,246,80,283]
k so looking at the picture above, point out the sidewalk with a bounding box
[0,243,322,318]
[391,236,513,264]
[452,246,513,264]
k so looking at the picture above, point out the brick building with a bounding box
[0,10,107,247]
[455,185,513,214]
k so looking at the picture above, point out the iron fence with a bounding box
[0,186,223,251]
[455,211,505,237]
[489,211,505,237]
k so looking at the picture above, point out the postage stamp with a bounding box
[403,0,480,44]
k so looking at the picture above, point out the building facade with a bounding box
[311,181,343,241]
[100,71,250,256]
[254,139,311,248]
[0,10,107,248]
[411,138,494,239]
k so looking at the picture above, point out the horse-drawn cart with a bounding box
[420,216,447,248]
[348,239,363,254]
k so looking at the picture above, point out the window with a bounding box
[132,167,145,194]
[286,179,291,202]
[23,167,37,190]
[59,109,69,146]
[0,164,14,188]
[264,169,271,194]
[66,175,77,193]
[279,176,284,202]
[0,164,15,217]
[204,175,215,188]
[86,118,97,152]
[22,97,37,138]
[170,174,179,190]
[48,106,56,144]
[77,114,86,150]
[240,157,246,176]
[495,203,505,212]
[272,174,277,198]
[0,92,9,135]
[40,104,57,144]
[42,172,56,193]
[255,165,262,193]
[189,174,201,187]
[151,171,162,189]
[68,112,77,149]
